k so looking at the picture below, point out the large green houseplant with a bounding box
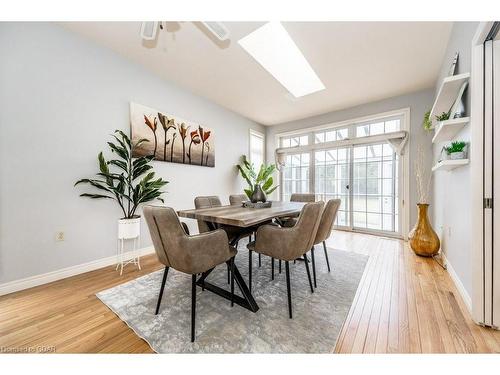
[236,155,278,202]
[75,130,168,239]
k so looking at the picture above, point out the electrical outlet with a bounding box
[56,231,65,241]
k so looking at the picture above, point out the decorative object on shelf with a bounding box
[409,145,440,257]
[130,102,215,167]
[430,72,469,129]
[236,155,279,202]
[75,130,168,274]
[435,111,450,122]
[243,201,272,208]
[449,81,468,119]
[444,141,467,160]
[423,110,432,131]
[448,52,459,76]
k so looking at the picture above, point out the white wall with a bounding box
[265,89,435,229]
[432,22,478,298]
[0,23,264,284]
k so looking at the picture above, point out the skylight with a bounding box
[238,22,325,98]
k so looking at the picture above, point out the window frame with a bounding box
[248,129,265,168]
[275,108,410,239]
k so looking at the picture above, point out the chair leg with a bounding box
[271,258,275,280]
[155,267,169,315]
[304,254,314,293]
[230,257,235,307]
[249,249,253,293]
[191,274,196,342]
[311,246,317,288]
[285,261,292,319]
[259,253,261,267]
[279,259,282,274]
[323,241,331,272]
[227,263,230,284]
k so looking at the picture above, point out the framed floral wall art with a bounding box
[130,102,215,167]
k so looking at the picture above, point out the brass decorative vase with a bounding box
[408,203,440,257]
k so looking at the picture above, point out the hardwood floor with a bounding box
[1,230,499,353]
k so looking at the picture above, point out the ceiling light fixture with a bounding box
[238,22,325,98]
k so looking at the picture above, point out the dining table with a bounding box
[177,201,306,313]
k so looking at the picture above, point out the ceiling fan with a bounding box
[140,21,230,41]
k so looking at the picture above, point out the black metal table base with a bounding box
[196,263,259,313]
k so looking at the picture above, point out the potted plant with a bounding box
[435,111,450,127]
[236,155,278,203]
[422,110,432,131]
[444,141,467,160]
[75,130,168,239]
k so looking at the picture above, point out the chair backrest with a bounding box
[314,199,341,244]
[229,194,247,206]
[290,193,316,203]
[143,205,188,269]
[291,201,324,257]
[194,196,222,233]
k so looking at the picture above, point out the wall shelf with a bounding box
[431,117,470,144]
[430,72,470,129]
[432,159,469,172]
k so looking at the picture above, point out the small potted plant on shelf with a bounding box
[435,111,450,127]
[236,155,278,204]
[75,130,168,240]
[444,141,467,160]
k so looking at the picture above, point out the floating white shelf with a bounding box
[430,72,470,128]
[431,117,470,144]
[432,159,469,172]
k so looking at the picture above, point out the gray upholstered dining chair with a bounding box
[229,194,247,206]
[143,205,237,342]
[309,199,341,288]
[290,193,316,203]
[277,192,317,273]
[247,201,324,318]
[195,196,253,284]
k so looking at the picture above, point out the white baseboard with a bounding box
[0,246,155,296]
[442,254,472,313]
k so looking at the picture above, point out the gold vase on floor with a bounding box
[409,203,440,257]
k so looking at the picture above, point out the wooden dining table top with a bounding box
[177,201,305,227]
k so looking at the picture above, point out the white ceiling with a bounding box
[61,22,452,126]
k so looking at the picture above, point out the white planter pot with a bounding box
[118,217,141,239]
[449,151,466,160]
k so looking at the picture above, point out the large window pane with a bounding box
[281,152,310,202]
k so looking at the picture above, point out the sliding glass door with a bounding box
[351,142,399,233]
[315,147,350,227]
[313,143,399,233]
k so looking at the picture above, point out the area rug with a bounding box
[96,242,368,353]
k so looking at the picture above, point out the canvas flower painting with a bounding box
[130,102,215,167]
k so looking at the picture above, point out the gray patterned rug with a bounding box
[96,242,368,353]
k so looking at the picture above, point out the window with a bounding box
[281,135,308,148]
[281,153,310,202]
[249,130,264,168]
[355,118,400,138]
[278,112,405,236]
[314,127,348,143]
